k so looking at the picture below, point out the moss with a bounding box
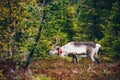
[34,74,54,80]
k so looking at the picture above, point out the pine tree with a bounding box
[100,1,120,57]
[78,0,103,41]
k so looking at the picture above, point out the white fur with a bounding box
[60,42,87,57]
[48,42,101,63]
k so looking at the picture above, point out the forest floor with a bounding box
[0,56,120,80]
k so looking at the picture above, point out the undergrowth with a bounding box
[0,56,120,80]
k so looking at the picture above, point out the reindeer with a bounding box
[48,38,101,64]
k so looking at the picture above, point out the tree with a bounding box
[78,0,103,41]
[0,0,24,61]
[40,0,69,45]
[100,1,120,58]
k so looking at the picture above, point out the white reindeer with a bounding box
[48,38,101,64]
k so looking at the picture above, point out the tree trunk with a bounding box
[23,0,46,69]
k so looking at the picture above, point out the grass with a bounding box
[0,56,120,80]
[34,74,54,80]
[29,56,120,80]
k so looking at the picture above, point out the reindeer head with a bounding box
[47,38,60,56]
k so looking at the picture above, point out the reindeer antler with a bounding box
[52,37,60,48]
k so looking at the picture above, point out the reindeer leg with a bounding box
[75,55,78,63]
[72,54,75,63]
[72,57,75,63]
[90,53,95,62]
[72,54,78,63]
[94,55,100,64]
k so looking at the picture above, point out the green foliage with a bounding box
[0,0,120,64]
[100,1,120,58]
[17,2,43,62]
[40,0,69,45]
[34,74,54,80]
[78,0,103,41]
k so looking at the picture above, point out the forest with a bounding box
[0,0,120,80]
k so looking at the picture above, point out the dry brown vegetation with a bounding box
[0,56,120,80]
